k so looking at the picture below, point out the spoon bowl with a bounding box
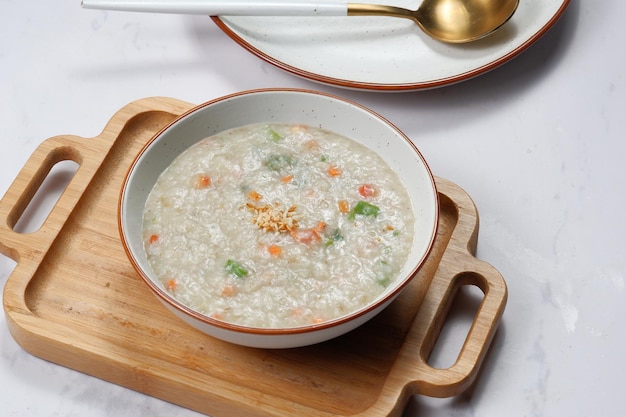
[82,0,520,44]
[348,0,520,43]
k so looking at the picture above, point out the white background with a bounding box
[1,1,625,416]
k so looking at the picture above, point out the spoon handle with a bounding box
[81,0,349,16]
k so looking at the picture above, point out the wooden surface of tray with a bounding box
[0,97,507,417]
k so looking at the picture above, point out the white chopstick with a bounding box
[80,0,349,16]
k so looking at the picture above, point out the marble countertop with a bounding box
[2,1,624,416]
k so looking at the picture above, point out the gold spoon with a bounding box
[81,0,519,44]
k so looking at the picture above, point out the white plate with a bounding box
[213,0,570,91]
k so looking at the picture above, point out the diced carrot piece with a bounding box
[303,140,320,151]
[221,285,238,297]
[268,245,282,256]
[291,125,307,133]
[312,317,325,324]
[327,166,342,177]
[194,174,211,189]
[359,183,380,197]
[248,190,263,201]
[148,234,159,244]
[338,200,350,213]
[281,174,293,183]
[291,228,321,245]
[165,278,177,291]
[315,221,327,233]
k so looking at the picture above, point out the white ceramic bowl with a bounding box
[119,89,439,348]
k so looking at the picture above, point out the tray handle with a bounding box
[0,134,107,263]
[407,256,507,398]
[386,178,508,403]
[0,97,192,267]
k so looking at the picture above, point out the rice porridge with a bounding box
[142,123,415,328]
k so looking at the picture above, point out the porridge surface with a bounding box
[143,123,415,328]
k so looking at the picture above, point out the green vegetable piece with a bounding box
[377,276,392,287]
[376,260,393,287]
[267,128,284,143]
[349,201,380,220]
[324,228,344,246]
[264,154,294,172]
[225,259,248,278]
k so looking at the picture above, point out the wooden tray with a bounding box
[0,97,507,417]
